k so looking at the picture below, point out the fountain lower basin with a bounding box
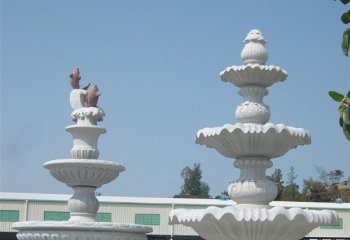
[169,206,338,240]
[13,221,152,240]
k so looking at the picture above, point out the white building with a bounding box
[0,192,349,239]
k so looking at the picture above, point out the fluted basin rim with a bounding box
[43,159,125,187]
[43,159,125,172]
[220,64,288,87]
[195,123,311,159]
[12,221,152,233]
[196,123,310,139]
[169,206,337,224]
[168,206,338,240]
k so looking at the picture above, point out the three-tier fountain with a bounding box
[12,69,152,240]
[169,29,339,240]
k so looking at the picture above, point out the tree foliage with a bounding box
[174,163,210,199]
[328,91,350,140]
[175,165,348,202]
[327,169,344,184]
[266,167,349,202]
[329,1,350,141]
[267,168,284,200]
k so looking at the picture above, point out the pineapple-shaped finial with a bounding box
[240,29,268,65]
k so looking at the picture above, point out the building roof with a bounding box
[1,192,349,210]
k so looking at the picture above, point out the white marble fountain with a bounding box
[12,69,152,240]
[169,30,339,240]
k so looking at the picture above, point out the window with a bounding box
[44,211,70,221]
[135,214,160,225]
[44,211,111,222]
[320,218,343,229]
[96,212,111,222]
[0,210,19,222]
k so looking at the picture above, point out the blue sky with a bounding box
[1,1,349,198]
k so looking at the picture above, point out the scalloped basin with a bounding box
[196,123,311,159]
[220,64,288,87]
[169,206,338,240]
[12,221,152,240]
[43,159,125,188]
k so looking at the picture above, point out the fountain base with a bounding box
[169,205,338,240]
[13,221,152,240]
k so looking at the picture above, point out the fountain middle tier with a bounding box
[44,159,125,222]
[44,159,125,188]
[227,158,277,206]
[196,123,311,159]
[66,125,106,159]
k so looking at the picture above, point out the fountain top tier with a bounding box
[221,29,288,88]
[220,29,288,124]
[195,29,311,159]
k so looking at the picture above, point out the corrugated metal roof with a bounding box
[0,192,234,206]
[1,192,349,209]
[270,200,350,210]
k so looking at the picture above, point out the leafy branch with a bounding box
[340,0,350,55]
[329,90,350,140]
[329,0,350,141]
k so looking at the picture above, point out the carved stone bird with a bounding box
[70,68,90,90]
[85,84,101,107]
[70,68,81,89]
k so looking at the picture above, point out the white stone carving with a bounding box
[70,89,87,110]
[227,158,277,205]
[13,72,152,239]
[169,29,338,240]
[13,221,152,240]
[43,159,125,188]
[241,29,268,65]
[71,107,105,125]
[66,125,106,159]
[220,64,287,87]
[169,207,338,240]
[196,123,311,159]
[235,86,270,124]
[68,186,100,222]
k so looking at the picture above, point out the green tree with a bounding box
[281,184,300,201]
[315,166,344,185]
[286,166,297,185]
[174,163,211,198]
[267,168,284,200]
[281,167,300,201]
[300,179,327,202]
[315,165,328,184]
[327,170,344,185]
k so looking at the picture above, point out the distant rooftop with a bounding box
[1,192,349,210]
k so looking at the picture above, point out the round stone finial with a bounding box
[241,29,268,65]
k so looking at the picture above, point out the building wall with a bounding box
[27,201,69,221]
[307,209,350,238]
[0,200,26,232]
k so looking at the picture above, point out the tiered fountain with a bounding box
[12,69,152,240]
[169,29,339,240]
